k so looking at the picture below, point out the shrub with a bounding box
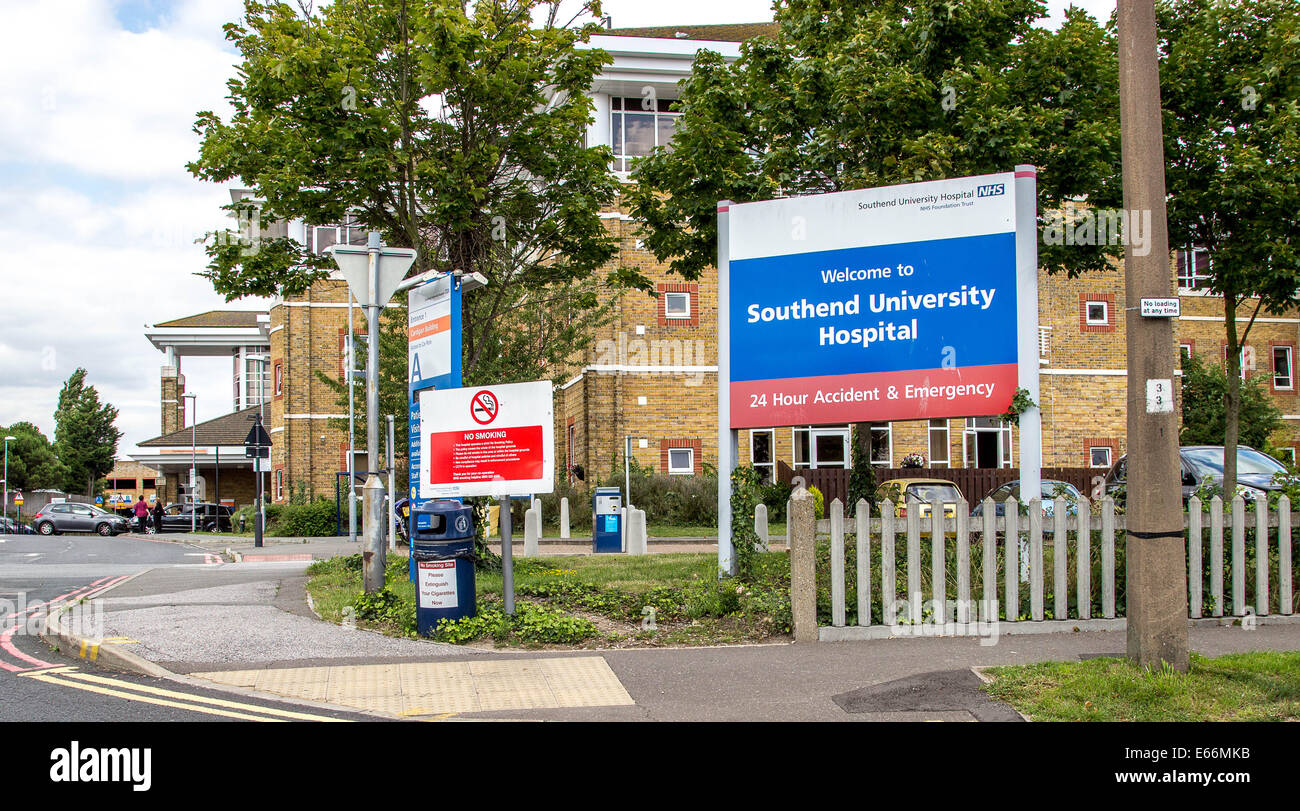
[808,485,825,520]
[270,498,337,537]
[759,480,793,522]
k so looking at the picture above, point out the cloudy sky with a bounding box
[0,0,1117,460]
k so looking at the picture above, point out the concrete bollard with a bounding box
[627,507,647,555]
[788,481,817,643]
[533,497,542,533]
[523,505,540,557]
[560,497,570,539]
[755,502,769,552]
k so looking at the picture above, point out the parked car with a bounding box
[31,502,131,536]
[1102,445,1290,505]
[157,503,234,533]
[877,478,966,519]
[0,516,36,534]
[971,480,1083,518]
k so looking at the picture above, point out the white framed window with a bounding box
[1281,447,1297,465]
[1090,446,1113,468]
[793,425,854,469]
[610,95,680,173]
[1274,346,1294,390]
[1085,300,1109,325]
[750,429,775,484]
[664,291,691,319]
[1177,246,1212,290]
[928,419,950,468]
[667,447,694,475]
[1179,344,1192,363]
[275,469,284,500]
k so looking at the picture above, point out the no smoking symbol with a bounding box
[470,390,499,425]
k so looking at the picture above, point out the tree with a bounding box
[1156,0,1300,496]
[189,0,627,385]
[626,0,1123,287]
[1,422,67,493]
[1179,353,1282,455]
[52,369,122,496]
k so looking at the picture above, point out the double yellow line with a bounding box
[20,666,350,722]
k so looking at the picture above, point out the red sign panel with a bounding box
[426,425,545,484]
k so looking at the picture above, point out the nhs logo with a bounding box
[976,183,1006,198]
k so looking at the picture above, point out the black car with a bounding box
[1102,445,1289,505]
[157,503,234,533]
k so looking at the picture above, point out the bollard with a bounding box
[523,505,540,557]
[627,507,647,555]
[559,497,570,539]
[755,502,769,552]
[788,481,817,643]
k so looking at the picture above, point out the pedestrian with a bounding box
[132,495,148,533]
[152,498,165,534]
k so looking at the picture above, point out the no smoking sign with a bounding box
[470,390,499,424]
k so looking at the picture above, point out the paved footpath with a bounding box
[55,533,1300,722]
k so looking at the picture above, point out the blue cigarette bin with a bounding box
[409,499,477,635]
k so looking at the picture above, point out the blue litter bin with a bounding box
[409,500,477,636]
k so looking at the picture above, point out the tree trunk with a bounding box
[1223,293,1241,498]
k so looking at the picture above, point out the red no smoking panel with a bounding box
[426,425,544,484]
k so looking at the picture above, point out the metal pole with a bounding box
[1118,0,1188,671]
[258,355,265,545]
[716,200,736,577]
[387,414,396,551]
[190,395,197,533]
[348,297,357,545]
[362,232,388,593]
[3,437,10,524]
[500,496,514,615]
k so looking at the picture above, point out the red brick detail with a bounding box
[660,438,703,474]
[1083,438,1120,468]
[1079,293,1116,333]
[658,282,700,327]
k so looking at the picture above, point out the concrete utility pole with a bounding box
[1118,0,1189,671]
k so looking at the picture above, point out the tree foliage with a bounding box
[1179,353,1282,455]
[1,422,67,493]
[1157,0,1300,494]
[626,0,1123,286]
[189,0,627,383]
[52,369,122,497]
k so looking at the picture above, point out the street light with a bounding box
[183,392,197,533]
[246,352,270,548]
[3,436,15,523]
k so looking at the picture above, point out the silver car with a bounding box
[31,503,131,536]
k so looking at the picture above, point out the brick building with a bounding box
[137,23,1300,508]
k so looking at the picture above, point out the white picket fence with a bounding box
[804,494,1298,641]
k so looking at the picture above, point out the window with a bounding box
[274,361,283,397]
[1085,301,1108,325]
[667,448,693,475]
[870,424,892,467]
[793,426,855,468]
[1090,446,1113,468]
[1282,447,1297,465]
[664,292,690,319]
[141,479,155,490]
[1177,246,1212,290]
[275,469,284,501]
[928,420,950,468]
[1274,346,1294,390]
[610,96,680,173]
[750,430,775,484]
[1179,344,1192,364]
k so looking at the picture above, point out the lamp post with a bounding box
[184,392,197,533]
[3,436,15,523]
[247,353,270,548]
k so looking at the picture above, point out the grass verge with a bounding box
[306,551,792,649]
[981,651,1300,721]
